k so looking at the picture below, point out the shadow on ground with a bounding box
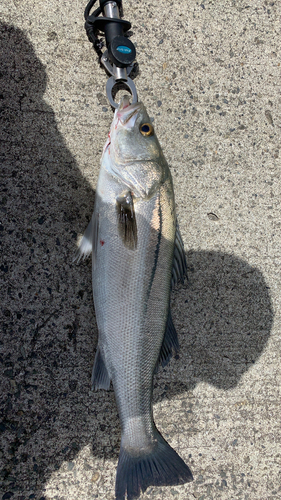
[154,249,273,400]
[0,23,273,499]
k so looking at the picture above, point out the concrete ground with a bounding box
[0,0,280,499]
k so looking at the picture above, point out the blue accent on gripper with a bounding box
[116,45,132,54]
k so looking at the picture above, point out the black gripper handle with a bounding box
[87,15,135,68]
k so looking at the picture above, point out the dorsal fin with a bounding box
[171,220,187,287]
[156,309,179,370]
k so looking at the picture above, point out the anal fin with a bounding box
[91,346,111,391]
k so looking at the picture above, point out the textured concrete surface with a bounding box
[0,1,280,499]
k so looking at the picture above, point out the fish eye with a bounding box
[139,123,154,136]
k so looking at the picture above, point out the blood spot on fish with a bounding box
[100,240,105,246]
[104,140,111,153]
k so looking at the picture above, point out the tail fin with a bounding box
[115,430,193,500]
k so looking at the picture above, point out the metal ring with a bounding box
[106,76,138,109]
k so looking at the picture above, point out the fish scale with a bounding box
[77,98,193,499]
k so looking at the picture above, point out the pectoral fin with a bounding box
[116,191,137,250]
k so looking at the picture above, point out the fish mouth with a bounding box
[117,96,141,127]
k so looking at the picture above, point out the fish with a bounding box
[76,96,193,499]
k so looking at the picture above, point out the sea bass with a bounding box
[77,97,193,499]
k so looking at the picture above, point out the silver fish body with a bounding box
[78,99,193,499]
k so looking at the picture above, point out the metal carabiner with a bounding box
[106,75,138,109]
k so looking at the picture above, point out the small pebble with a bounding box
[91,471,100,483]
[265,110,273,125]
[207,212,219,221]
